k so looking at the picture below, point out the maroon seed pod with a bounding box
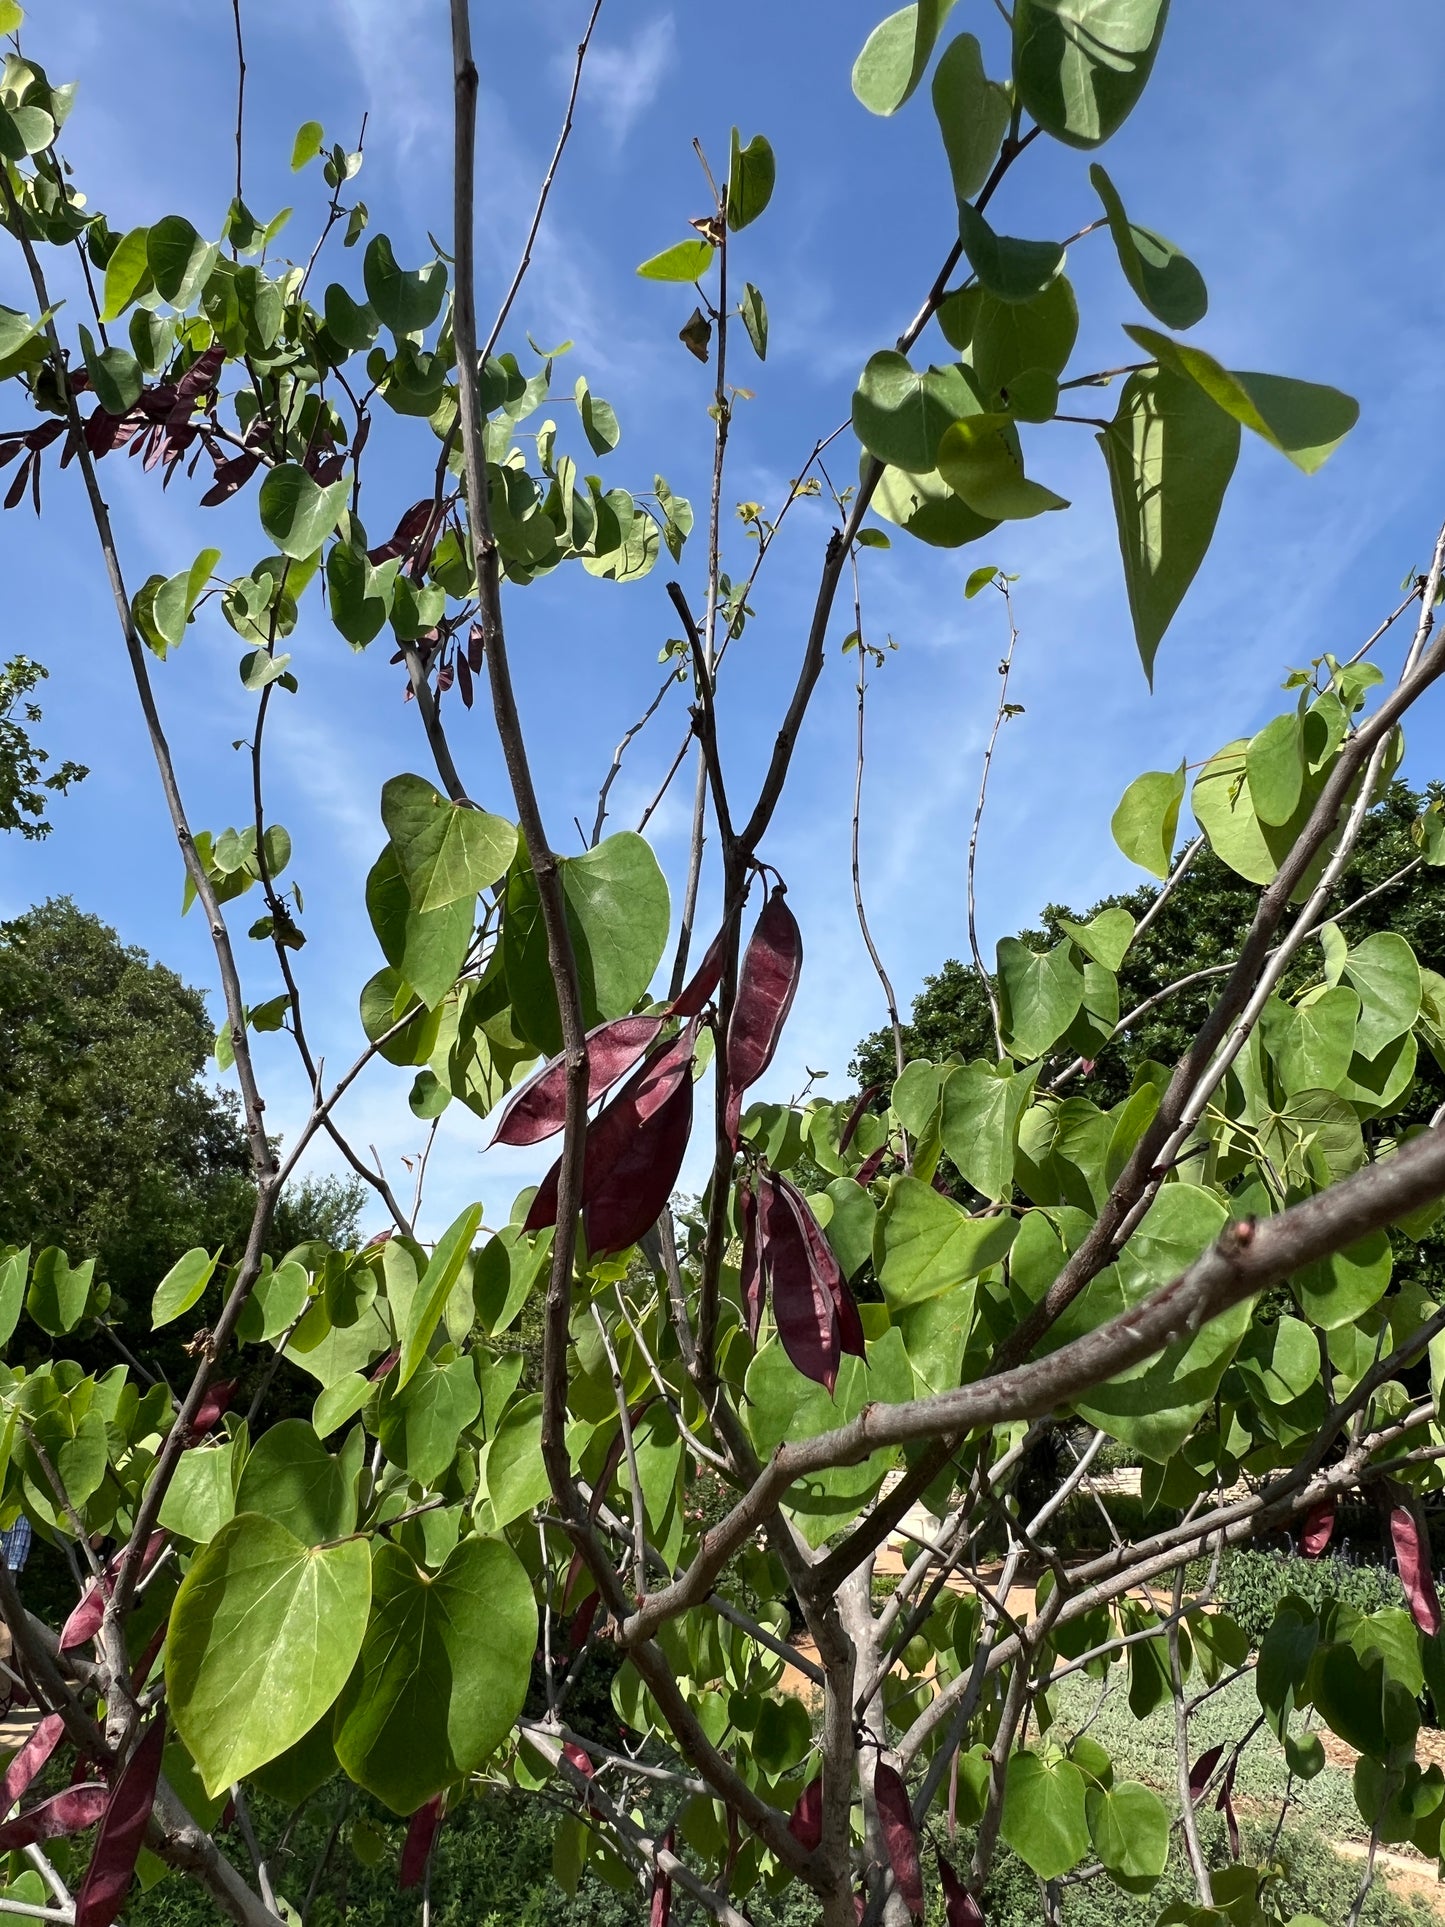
[872,1760,924,1918]
[759,1173,839,1395]
[584,1070,694,1258]
[1300,1496,1336,1559]
[492,1015,665,1147]
[186,1381,236,1443]
[0,1715,64,1811]
[649,1827,674,1927]
[399,1794,444,1890]
[855,1144,889,1188]
[778,1175,866,1361]
[671,922,728,1019]
[938,1853,985,1926]
[60,1532,167,1652]
[1391,1499,1442,1635]
[527,1022,699,1238]
[738,1180,764,1345]
[1188,1743,1223,1803]
[74,1715,165,1927]
[1216,1759,1240,1860]
[0,1784,111,1852]
[788,1774,823,1851]
[724,887,802,1146]
[569,1590,601,1652]
[839,1084,881,1156]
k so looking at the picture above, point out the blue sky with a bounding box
[4,0,1444,1240]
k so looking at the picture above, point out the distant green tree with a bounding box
[0,897,364,1335]
[853,781,1445,1128]
[0,656,86,838]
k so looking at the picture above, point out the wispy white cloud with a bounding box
[581,15,676,149]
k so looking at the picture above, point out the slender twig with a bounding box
[835,496,904,1080]
[229,0,246,225]
[1168,1568,1212,1906]
[592,1305,648,1597]
[592,670,681,846]
[667,156,730,998]
[967,576,1021,1059]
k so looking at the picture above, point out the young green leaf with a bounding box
[740,283,768,360]
[853,352,981,474]
[151,1247,220,1329]
[1090,163,1207,330]
[77,325,142,416]
[167,1513,372,1795]
[999,1749,1090,1880]
[957,203,1064,305]
[146,216,215,309]
[852,0,960,116]
[1013,0,1170,149]
[363,235,446,335]
[636,239,715,283]
[397,1200,484,1388]
[1110,763,1185,878]
[1098,366,1240,680]
[931,33,1010,202]
[100,227,152,322]
[290,120,323,170]
[727,130,775,231]
[937,416,1068,521]
[335,1539,535,1814]
[1125,323,1359,473]
[259,465,349,561]
[380,774,517,913]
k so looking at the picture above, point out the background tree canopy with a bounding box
[856,780,1445,1126]
[0,897,363,1350]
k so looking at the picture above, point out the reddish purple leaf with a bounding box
[759,1173,839,1395]
[778,1175,865,1360]
[369,1348,401,1382]
[1391,1500,1441,1635]
[738,1180,764,1345]
[0,1715,64,1810]
[939,1854,985,1927]
[399,1794,444,1889]
[788,1775,823,1851]
[562,1741,594,1780]
[670,923,727,1020]
[854,1895,866,1925]
[61,1533,167,1652]
[492,1015,665,1147]
[1188,1743,1223,1802]
[855,1145,889,1187]
[75,1715,164,1927]
[724,888,802,1146]
[1300,1497,1336,1559]
[873,1761,924,1918]
[0,1784,110,1851]
[649,1827,674,1927]
[839,1085,881,1156]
